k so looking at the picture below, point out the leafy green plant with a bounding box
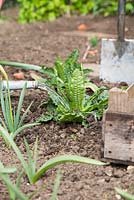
[0,66,39,141]
[90,36,99,48]
[37,50,108,124]
[40,71,108,124]
[0,50,108,124]
[0,161,28,200]
[69,0,134,16]
[0,124,107,184]
[16,0,134,23]
[0,50,92,85]
[115,187,134,200]
[17,0,69,23]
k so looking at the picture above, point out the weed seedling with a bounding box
[90,36,99,47]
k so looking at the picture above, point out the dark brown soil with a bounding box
[0,7,134,200]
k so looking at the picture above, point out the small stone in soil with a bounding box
[113,169,124,178]
[70,128,78,133]
[104,166,113,177]
[115,194,121,200]
[80,128,85,134]
[127,165,134,173]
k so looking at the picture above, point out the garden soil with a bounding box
[0,8,134,200]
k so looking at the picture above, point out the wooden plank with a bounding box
[103,111,134,163]
[108,84,134,114]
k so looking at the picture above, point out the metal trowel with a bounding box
[100,0,134,84]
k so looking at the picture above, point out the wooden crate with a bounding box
[103,85,134,165]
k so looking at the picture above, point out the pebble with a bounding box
[70,128,78,133]
[76,132,81,137]
[113,169,124,178]
[125,27,129,32]
[97,179,105,184]
[77,24,88,31]
[115,194,121,200]
[104,166,113,177]
[127,165,134,174]
[60,133,66,139]
[76,183,84,190]
[90,131,95,136]
[80,128,85,134]
[95,169,104,177]
[13,72,25,80]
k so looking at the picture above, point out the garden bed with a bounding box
[1,8,134,200]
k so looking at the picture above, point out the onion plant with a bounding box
[0,124,108,184]
[0,161,28,200]
[51,169,62,200]
[0,66,39,141]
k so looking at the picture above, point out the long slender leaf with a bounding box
[24,138,35,179]
[11,123,40,140]
[0,117,8,130]
[85,82,98,92]
[33,137,38,175]
[0,125,30,181]
[33,155,107,183]
[0,167,17,174]
[0,162,15,200]
[18,101,33,128]
[16,170,24,189]
[46,85,70,110]
[0,61,43,73]
[7,82,14,127]
[0,84,9,128]
[51,169,62,200]
[0,65,8,80]
[115,188,134,200]
[0,174,29,200]
[14,83,27,130]
[0,81,14,132]
[0,162,27,200]
[23,138,38,179]
[5,92,14,132]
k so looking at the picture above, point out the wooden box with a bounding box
[103,85,134,165]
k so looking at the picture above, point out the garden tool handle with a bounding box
[118,0,126,41]
[1,80,39,90]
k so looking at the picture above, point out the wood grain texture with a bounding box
[103,111,134,163]
[103,85,134,164]
[108,84,134,114]
[103,113,134,162]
